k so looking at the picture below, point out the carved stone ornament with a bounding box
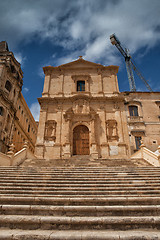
[71,74,90,82]
[106,119,119,141]
[44,120,57,141]
[73,99,90,114]
[114,102,120,109]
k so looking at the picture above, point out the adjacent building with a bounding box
[124,91,160,154]
[0,41,37,153]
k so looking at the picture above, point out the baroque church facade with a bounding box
[35,57,160,160]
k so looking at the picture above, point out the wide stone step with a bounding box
[0,165,159,169]
[0,167,160,172]
[1,176,160,181]
[1,170,160,174]
[2,194,160,199]
[1,189,160,196]
[1,186,160,191]
[1,204,160,216]
[1,183,160,188]
[0,196,160,206]
[1,229,160,240]
[1,171,160,176]
[2,172,160,176]
[0,169,160,173]
[0,215,160,230]
[0,179,160,183]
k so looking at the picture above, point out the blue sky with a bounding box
[0,0,160,120]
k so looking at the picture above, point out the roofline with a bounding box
[123,91,160,94]
[43,57,119,74]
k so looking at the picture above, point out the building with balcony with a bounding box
[124,92,160,154]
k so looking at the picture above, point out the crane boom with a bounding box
[131,61,153,92]
[110,34,153,92]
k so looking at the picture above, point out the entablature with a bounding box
[38,94,125,105]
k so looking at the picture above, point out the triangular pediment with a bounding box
[43,57,119,74]
[57,57,105,69]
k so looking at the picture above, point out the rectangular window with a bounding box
[129,106,138,116]
[77,81,85,91]
[135,136,141,150]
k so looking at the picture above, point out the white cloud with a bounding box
[38,66,45,78]
[0,0,160,65]
[14,52,26,67]
[23,87,29,93]
[30,102,40,121]
[70,21,83,39]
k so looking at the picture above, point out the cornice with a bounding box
[38,94,125,105]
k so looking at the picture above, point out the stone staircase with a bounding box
[21,156,151,168]
[0,164,160,239]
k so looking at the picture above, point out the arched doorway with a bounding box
[73,125,89,155]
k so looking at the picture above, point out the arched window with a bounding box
[77,81,85,91]
[0,106,4,116]
[5,80,12,92]
[129,105,138,116]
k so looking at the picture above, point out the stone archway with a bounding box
[73,125,89,155]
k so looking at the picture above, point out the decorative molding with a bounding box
[71,74,90,82]
[125,100,142,106]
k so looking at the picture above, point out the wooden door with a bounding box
[73,125,89,155]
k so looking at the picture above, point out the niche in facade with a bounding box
[44,120,57,141]
[106,119,119,141]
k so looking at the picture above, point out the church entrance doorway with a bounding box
[73,125,89,155]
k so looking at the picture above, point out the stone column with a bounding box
[158,146,160,165]
[115,109,124,142]
[62,116,71,159]
[100,110,109,158]
[42,74,50,97]
[35,109,47,158]
[90,117,98,159]
[115,107,128,157]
